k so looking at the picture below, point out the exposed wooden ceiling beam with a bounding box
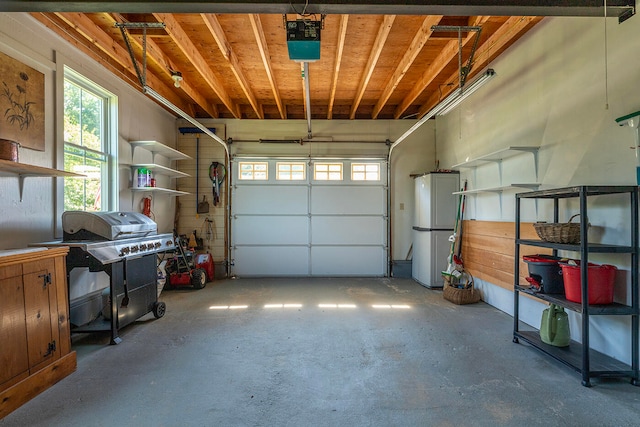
[394,16,490,119]
[50,12,190,113]
[55,12,130,67]
[107,13,219,118]
[248,14,285,119]
[201,13,263,119]
[349,14,395,120]
[327,14,348,120]
[32,12,138,87]
[154,12,241,118]
[371,15,442,120]
[417,15,541,118]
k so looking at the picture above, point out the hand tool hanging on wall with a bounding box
[209,161,227,206]
[197,195,210,214]
[178,127,216,215]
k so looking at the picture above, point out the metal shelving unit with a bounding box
[513,185,639,387]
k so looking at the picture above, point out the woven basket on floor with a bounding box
[443,272,481,305]
[533,214,582,244]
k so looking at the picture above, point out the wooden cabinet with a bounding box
[0,247,76,418]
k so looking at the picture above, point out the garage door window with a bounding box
[239,161,268,180]
[276,162,305,180]
[352,163,380,181]
[314,163,343,181]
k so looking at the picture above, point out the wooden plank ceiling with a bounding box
[32,12,542,120]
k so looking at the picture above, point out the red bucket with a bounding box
[560,262,617,304]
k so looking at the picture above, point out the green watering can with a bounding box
[540,304,570,347]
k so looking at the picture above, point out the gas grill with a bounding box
[33,211,174,344]
[62,211,174,265]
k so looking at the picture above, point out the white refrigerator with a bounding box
[412,172,460,288]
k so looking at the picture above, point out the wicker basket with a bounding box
[443,272,481,305]
[533,214,582,244]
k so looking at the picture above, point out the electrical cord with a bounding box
[201,217,215,250]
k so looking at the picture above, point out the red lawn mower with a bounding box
[164,229,214,289]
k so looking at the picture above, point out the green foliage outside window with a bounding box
[63,78,106,211]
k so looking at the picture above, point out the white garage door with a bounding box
[230,157,388,277]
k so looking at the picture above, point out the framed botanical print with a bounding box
[0,50,45,151]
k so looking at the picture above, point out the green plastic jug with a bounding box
[540,304,570,347]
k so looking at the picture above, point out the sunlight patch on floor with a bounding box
[209,305,249,310]
[372,304,411,309]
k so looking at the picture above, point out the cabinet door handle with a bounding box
[39,273,52,289]
[43,340,56,357]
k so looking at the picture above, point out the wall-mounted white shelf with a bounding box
[124,140,190,207]
[0,159,85,202]
[129,140,191,162]
[453,183,540,195]
[126,163,190,179]
[451,146,540,218]
[129,187,189,196]
[451,146,539,169]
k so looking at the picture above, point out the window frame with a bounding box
[276,161,306,181]
[57,66,118,228]
[314,162,344,181]
[351,162,381,181]
[238,161,269,181]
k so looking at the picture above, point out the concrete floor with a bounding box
[1,277,639,426]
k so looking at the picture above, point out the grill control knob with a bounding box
[155,242,162,249]
[130,245,139,253]
[140,243,147,251]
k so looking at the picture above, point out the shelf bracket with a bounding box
[18,174,26,202]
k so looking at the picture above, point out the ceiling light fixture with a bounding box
[437,68,496,116]
[171,70,183,88]
[388,68,496,159]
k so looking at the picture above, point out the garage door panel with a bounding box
[231,157,387,277]
[233,246,309,276]
[311,246,385,276]
[311,186,385,215]
[234,185,308,215]
[312,216,385,245]
[234,216,309,245]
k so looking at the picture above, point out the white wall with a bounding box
[0,13,177,249]
[436,15,640,364]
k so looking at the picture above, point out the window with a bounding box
[314,163,343,181]
[63,67,116,211]
[352,163,380,181]
[276,162,305,180]
[239,161,268,180]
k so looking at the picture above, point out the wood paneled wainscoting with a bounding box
[460,220,551,292]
